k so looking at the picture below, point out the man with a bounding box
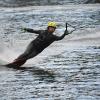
[6,22,70,67]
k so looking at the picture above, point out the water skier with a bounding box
[6,22,70,67]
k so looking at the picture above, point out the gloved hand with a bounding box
[64,29,70,35]
[21,28,27,33]
[65,23,70,35]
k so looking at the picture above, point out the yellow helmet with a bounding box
[48,22,57,28]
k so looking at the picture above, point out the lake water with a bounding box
[0,3,100,100]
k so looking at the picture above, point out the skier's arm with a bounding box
[54,30,70,41]
[23,28,41,34]
[54,23,71,41]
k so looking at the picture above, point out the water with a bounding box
[0,3,100,100]
[0,0,100,7]
[0,47,100,99]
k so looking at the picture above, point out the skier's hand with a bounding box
[21,28,27,33]
[64,29,70,35]
[65,23,72,35]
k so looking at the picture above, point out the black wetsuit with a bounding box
[6,28,68,67]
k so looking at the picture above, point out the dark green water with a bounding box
[0,0,100,7]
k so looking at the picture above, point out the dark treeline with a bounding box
[84,0,100,3]
[0,0,100,7]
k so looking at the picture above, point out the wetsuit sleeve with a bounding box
[54,30,70,41]
[24,28,41,34]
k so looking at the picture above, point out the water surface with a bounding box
[0,4,100,100]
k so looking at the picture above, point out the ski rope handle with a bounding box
[66,22,77,34]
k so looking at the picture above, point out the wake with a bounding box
[64,29,100,46]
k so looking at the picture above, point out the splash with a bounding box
[0,42,19,64]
